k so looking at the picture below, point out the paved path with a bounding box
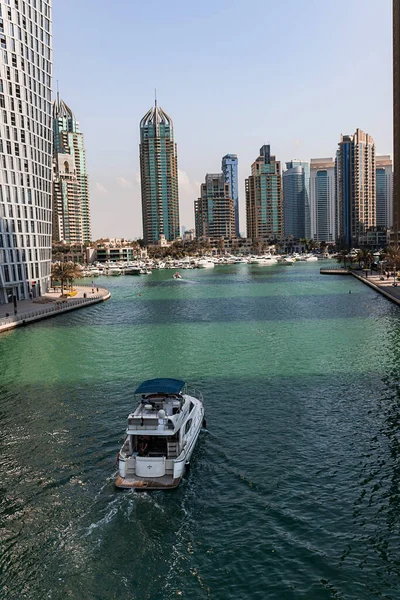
[0,285,110,333]
[351,270,400,305]
[321,267,400,306]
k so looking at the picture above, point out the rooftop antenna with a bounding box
[155,88,157,107]
[56,80,60,104]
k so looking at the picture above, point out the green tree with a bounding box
[336,250,350,268]
[51,262,81,296]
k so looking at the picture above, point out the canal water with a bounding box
[1,262,400,599]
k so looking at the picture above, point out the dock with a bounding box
[0,285,110,334]
[320,268,351,275]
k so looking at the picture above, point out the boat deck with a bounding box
[115,474,181,490]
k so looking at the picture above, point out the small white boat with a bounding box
[116,379,205,490]
[173,272,182,279]
[278,256,295,264]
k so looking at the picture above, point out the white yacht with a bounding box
[106,266,122,276]
[249,255,278,265]
[197,258,215,269]
[278,256,295,264]
[124,266,141,275]
[116,379,205,490]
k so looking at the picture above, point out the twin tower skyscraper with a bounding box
[139,100,239,245]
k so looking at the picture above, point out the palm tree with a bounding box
[51,262,81,296]
[217,238,225,255]
[300,238,309,252]
[336,249,350,268]
[307,239,315,252]
[383,247,400,272]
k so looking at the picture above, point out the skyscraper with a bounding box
[52,97,91,244]
[335,129,376,247]
[376,155,393,230]
[139,100,179,245]
[245,145,283,241]
[222,154,239,236]
[0,0,53,304]
[194,173,235,239]
[393,0,400,244]
[310,158,336,242]
[283,160,310,239]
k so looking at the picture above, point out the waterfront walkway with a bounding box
[0,285,110,333]
[321,267,400,306]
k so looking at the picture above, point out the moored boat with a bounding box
[115,378,205,490]
[124,266,142,275]
[197,258,215,268]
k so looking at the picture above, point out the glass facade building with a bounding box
[222,154,239,236]
[376,155,393,230]
[0,0,53,304]
[52,97,91,244]
[245,145,283,241]
[310,158,336,242]
[139,101,179,245]
[283,160,309,239]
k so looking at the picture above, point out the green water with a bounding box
[1,262,400,599]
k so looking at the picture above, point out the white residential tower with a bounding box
[0,0,52,304]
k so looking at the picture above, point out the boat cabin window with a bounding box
[185,419,192,434]
[189,401,194,413]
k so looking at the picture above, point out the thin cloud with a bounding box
[116,177,133,189]
[95,182,108,195]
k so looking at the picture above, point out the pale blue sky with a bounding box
[53,0,392,239]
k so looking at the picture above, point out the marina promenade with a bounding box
[0,285,110,334]
[321,267,400,306]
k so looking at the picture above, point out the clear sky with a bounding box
[53,0,393,240]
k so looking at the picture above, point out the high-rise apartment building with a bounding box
[0,0,53,304]
[194,173,235,239]
[245,145,283,241]
[52,97,91,244]
[222,154,239,236]
[394,0,400,243]
[335,129,376,247]
[310,158,336,242]
[139,100,179,245]
[376,155,393,230]
[283,160,310,239]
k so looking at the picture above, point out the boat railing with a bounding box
[185,386,204,403]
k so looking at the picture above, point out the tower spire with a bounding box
[155,88,157,108]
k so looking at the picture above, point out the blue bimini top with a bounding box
[134,378,185,395]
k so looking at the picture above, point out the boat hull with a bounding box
[115,474,181,490]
